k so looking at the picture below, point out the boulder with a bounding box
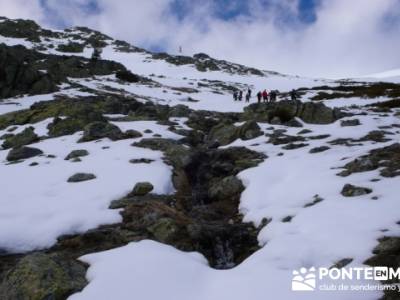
[2,127,39,149]
[208,176,244,201]
[0,253,86,300]
[67,173,96,183]
[207,122,238,146]
[341,119,361,127]
[130,182,154,196]
[236,121,263,140]
[148,218,179,243]
[341,184,372,197]
[65,150,89,160]
[79,122,123,142]
[6,146,43,161]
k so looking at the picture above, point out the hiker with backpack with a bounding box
[290,89,298,101]
[262,90,268,103]
[270,90,277,102]
[238,90,243,101]
[245,90,251,102]
[257,91,262,103]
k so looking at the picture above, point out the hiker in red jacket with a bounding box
[262,90,268,103]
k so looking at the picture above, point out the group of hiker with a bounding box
[233,89,252,102]
[233,88,299,103]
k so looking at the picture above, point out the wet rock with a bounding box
[67,173,96,183]
[79,121,124,142]
[341,119,361,127]
[341,184,372,197]
[65,149,89,160]
[130,182,154,196]
[0,253,87,300]
[2,127,39,149]
[267,133,305,145]
[6,146,43,161]
[309,146,330,153]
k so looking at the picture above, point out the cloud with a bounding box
[0,0,399,78]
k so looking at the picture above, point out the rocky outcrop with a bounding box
[0,44,126,99]
[243,101,342,124]
[338,143,400,178]
[0,253,87,300]
[2,127,39,149]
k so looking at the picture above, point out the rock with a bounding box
[129,158,154,164]
[65,149,89,160]
[282,216,293,223]
[330,258,353,269]
[116,70,140,83]
[338,143,400,178]
[148,218,179,243]
[282,143,309,150]
[130,182,154,196]
[208,176,244,201]
[304,195,324,208]
[207,122,238,145]
[56,42,85,53]
[67,173,96,183]
[309,146,330,153]
[341,119,361,127]
[341,184,372,197]
[0,253,86,300]
[124,129,142,139]
[169,105,191,117]
[2,127,39,149]
[6,146,43,161]
[47,117,85,137]
[243,100,341,124]
[208,121,262,146]
[285,118,303,127]
[79,122,123,142]
[270,116,282,125]
[298,129,312,134]
[237,121,263,140]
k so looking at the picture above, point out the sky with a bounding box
[0,0,399,78]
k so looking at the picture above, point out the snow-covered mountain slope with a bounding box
[0,17,400,300]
